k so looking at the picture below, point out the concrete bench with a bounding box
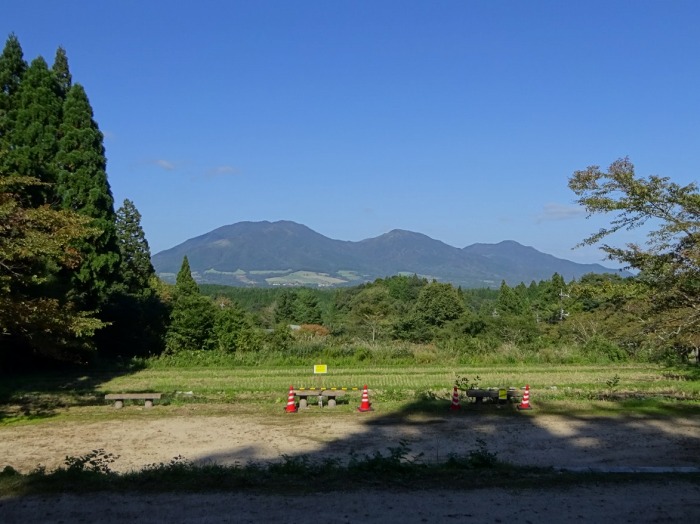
[105,393,162,409]
[466,388,521,405]
[293,389,347,408]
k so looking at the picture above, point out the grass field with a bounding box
[1,363,698,425]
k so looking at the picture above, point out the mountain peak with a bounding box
[152,220,625,288]
[371,229,432,240]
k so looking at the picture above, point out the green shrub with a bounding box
[583,335,628,362]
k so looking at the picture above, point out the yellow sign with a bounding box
[313,364,328,374]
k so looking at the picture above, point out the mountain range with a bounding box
[151,220,625,288]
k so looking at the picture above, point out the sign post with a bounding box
[313,364,327,393]
[313,364,328,405]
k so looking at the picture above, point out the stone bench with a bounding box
[105,393,162,409]
[466,388,521,404]
[293,389,348,408]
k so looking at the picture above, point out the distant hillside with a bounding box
[152,220,626,288]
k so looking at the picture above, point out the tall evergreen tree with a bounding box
[55,83,120,307]
[0,34,27,156]
[2,56,62,203]
[175,256,199,295]
[0,34,25,100]
[274,289,297,324]
[0,34,167,362]
[94,197,168,358]
[532,273,568,323]
[295,289,323,324]
[115,198,154,293]
[166,256,215,352]
[496,281,526,315]
[51,46,71,97]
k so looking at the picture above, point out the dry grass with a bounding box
[2,363,698,426]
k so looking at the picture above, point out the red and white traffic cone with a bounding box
[357,384,373,412]
[449,386,461,411]
[285,385,298,413]
[517,384,532,410]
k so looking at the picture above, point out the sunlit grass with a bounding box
[1,363,698,425]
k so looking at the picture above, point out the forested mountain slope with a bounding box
[152,221,623,287]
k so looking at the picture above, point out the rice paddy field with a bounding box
[2,363,698,423]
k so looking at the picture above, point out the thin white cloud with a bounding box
[155,159,176,171]
[536,203,586,222]
[203,165,240,178]
[144,160,240,179]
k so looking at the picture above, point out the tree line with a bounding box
[2,34,698,369]
[0,34,166,367]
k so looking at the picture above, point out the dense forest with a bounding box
[1,34,698,371]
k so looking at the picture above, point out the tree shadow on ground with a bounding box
[0,361,146,422]
[196,388,700,472]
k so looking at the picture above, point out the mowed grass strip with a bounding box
[97,363,700,416]
[98,363,699,396]
[1,364,698,425]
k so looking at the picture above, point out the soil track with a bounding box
[2,405,699,522]
[1,406,699,472]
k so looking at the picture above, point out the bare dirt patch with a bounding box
[2,405,699,473]
[2,405,699,522]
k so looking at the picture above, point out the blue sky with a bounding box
[3,1,699,265]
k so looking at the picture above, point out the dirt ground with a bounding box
[2,405,700,522]
[2,406,699,472]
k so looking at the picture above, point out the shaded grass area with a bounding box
[0,363,145,424]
